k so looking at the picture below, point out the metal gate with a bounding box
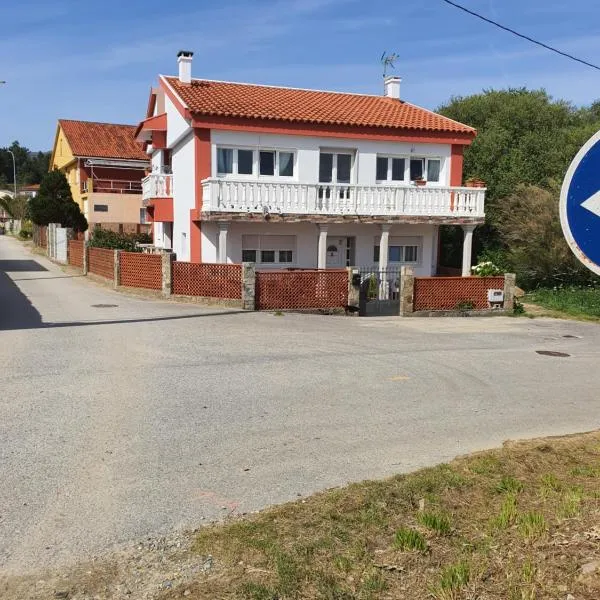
[358,266,402,316]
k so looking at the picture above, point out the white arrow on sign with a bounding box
[581,190,600,218]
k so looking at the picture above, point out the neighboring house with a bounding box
[20,183,40,198]
[50,120,150,228]
[137,51,485,275]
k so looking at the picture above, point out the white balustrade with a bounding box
[142,173,173,203]
[200,179,485,218]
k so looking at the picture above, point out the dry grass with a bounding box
[3,432,599,599]
[160,431,600,600]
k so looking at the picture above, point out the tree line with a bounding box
[0,141,50,189]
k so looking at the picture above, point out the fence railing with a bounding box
[82,179,143,194]
[120,251,162,290]
[68,240,84,268]
[88,247,115,280]
[413,276,506,311]
[172,262,242,299]
[201,178,485,218]
[142,173,173,204]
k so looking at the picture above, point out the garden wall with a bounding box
[413,276,505,311]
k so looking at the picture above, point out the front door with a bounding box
[326,237,346,268]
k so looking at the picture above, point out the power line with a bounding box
[441,0,600,72]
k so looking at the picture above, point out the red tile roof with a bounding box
[164,77,475,135]
[59,120,148,160]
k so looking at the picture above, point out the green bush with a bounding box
[18,220,33,239]
[88,227,152,252]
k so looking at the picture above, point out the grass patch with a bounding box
[518,511,548,540]
[417,511,452,536]
[526,286,600,320]
[495,476,524,494]
[431,561,470,600]
[491,493,518,530]
[393,527,428,552]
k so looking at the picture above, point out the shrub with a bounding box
[471,261,503,276]
[18,220,33,239]
[88,227,152,252]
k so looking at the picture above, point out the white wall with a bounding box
[171,132,195,261]
[165,94,191,148]
[201,221,437,275]
[210,130,452,186]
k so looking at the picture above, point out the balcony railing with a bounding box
[200,179,485,218]
[82,179,142,194]
[142,173,173,205]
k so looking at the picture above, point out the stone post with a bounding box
[162,251,174,297]
[242,261,256,311]
[347,267,360,310]
[83,241,88,275]
[113,249,121,289]
[503,273,516,311]
[399,266,415,316]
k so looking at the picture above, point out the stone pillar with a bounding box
[113,249,121,289]
[503,273,516,311]
[399,266,415,316]
[218,222,229,264]
[379,224,391,299]
[83,241,88,275]
[461,224,476,277]
[347,267,360,310]
[317,224,328,270]
[162,252,174,297]
[242,261,256,311]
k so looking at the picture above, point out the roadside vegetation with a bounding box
[88,227,152,252]
[8,432,598,599]
[526,286,600,321]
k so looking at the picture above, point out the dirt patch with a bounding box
[3,431,600,599]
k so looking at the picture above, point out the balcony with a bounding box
[141,173,173,206]
[200,179,485,220]
[82,179,142,195]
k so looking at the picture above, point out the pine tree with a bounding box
[28,170,88,232]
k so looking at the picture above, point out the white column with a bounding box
[461,224,476,276]
[218,222,229,264]
[379,224,391,299]
[317,224,328,269]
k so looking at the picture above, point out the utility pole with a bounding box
[7,150,17,199]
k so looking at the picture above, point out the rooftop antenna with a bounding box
[381,51,399,79]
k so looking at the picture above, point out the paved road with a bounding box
[1,235,599,574]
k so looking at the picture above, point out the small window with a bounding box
[410,158,424,181]
[242,249,257,262]
[238,149,253,175]
[259,151,275,176]
[427,159,441,182]
[391,158,405,181]
[376,156,388,181]
[319,153,333,183]
[94,204,108,212]
[279,250,293,263]
[404,245,418,262]
[373,245,380,262]
[279,152,294,177]
[217,148,233,174]
[139,208,147,224]
[261,250,275,263]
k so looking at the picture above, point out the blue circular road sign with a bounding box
[560,130,600,276]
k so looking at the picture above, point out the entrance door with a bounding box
[326,237,346,268]
[358,265,402,316]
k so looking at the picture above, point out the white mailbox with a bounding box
[488,289,504,303]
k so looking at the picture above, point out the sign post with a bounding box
[560,130,600,276]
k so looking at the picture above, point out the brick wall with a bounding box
[172,262,242,299]
[68,240,84,268]
[88,247,114,280]
[413,276,505,311]
[256,270,348,310]
[120,252,162,290]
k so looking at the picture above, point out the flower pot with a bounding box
[414,179,426,187]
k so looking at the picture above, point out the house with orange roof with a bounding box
[51,120,150,230]
[137,51,485,282]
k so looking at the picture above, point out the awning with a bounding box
[135,113,167,141]
[84,158,150,169]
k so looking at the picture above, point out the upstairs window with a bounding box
[376,156,406,182]
[377,156,442,183]
[217,147,294,178]
[319,152,353,184]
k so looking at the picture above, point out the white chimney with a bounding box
[384,75,401,100]
[177,50,194,84]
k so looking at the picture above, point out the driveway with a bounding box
[1,235,599,574]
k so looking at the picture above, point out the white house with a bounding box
[136,51,485,276]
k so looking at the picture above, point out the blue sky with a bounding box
[1,0,599,150]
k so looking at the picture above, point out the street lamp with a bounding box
[7,150,17,199]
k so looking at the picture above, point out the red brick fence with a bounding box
[64,244,514,315]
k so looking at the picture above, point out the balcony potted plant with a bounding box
[414,177,427,187]
[465,177,486,188]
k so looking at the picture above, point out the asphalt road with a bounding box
[1,235,599,574]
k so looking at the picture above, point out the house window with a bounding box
[319,152,353,184]
[427,159,441,182]
[376,156,406,182]
[139,208,147,224]
[373,236,421,264]
[410,158,424,181]
[216,147,295,178]
[94,204,108,212]
[242,234,296,266]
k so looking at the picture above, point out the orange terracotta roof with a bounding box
[58,120,149,160]
[164,77,475,135]
[21,183,40,191]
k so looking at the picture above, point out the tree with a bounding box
[0,194,28,220]
[0,141,51,187]
[28,170,88,232]
[495,183,598,288]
